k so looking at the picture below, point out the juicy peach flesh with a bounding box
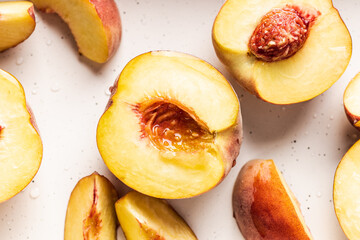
[134,99,214,152]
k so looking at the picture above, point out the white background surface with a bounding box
[0,0,359,239]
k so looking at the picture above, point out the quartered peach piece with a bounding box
[0,1,36,52]
[213,0,352,104]
[233,159,313,239]
[64,172,118,240]
[344,72,360,130]
[115,191,197,240]
[97,51,242,199]
[0,69,42,203]
[30,0,122,63]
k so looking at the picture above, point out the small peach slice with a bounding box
[97,51,242,199]
[64,172,118,240]
[0,69,42,203]
[213,0,352,104]
[0,1,36,52]
[30,0,121,63]
[334,140,360,239]
[233,159,313,239]
[344,72,360,130]
[115,191,197,240]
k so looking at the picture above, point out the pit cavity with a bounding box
[83,183,102,240]
[249,5,321,62]
[134,100,214,152]
[0,125,3,138]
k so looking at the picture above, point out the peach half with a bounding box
[333,140,360,239]
[344,72,360,130]
[30,0,121,63]
[213,0,352,104]
[115,191,197,239]
[0,69,42,203]
[0,1,36,52]
[233,159,313,239]
[97,51,242,199]
[64,172,118,240]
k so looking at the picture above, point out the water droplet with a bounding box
[327,124,331,129]
[305,131,309,136]
[105,88,111,96]
[352,133,358,139]
[316,192,322,198]
[16,57,24,65]
[313,114,317,119]
[281,106,286,111]
[46,39,52,46]
[330,115,334,120]
[31,89,37,95]
[51,83,60,92]
[30,187,40,199]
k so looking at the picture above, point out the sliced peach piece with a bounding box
[233,159,313,239]
[344,72,360,130]
[0,69,42,203]
[115,191,197,240]
[64,172,118,240]
[30,0,121,63]
[213,0,352,104]
[334,140,360,239]
[97,51,242,199]
[0,1,36,52]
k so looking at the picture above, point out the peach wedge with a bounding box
[0,1,36,52]
[233,159,313,239]
[30,0,121,63]
[344,72,360,130]
[213,0,352,104]
[333,140,360,239]
[64,172,118,240]
[115,191,197,240]
[0,69,42,203]
[97,51,242,199]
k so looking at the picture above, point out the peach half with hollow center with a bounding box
[212,0,352,104]
[64,172,118,240]
[233,159,313,239]
[97,51,242,199]
[0,1,36,52]
[344,72,360,130]
[0,69,42,203]
[115,191,197,240]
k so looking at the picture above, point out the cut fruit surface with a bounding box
[30,0,121,63]
[115,191,197,240]
[0,69,42,203]
[233,159,313,239]
[213,0,352,104]
[64,172,118,240]
[97,51,242,199]
[344,72,360,130]
[0,1,36,52]
[333,140,360,239]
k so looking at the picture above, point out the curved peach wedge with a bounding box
[115,191,197,240]
[233,159,313,239]
[0,1,36,52]
[344,72,360,130]
[64,172,118,240]
[333,140,360,239]
[97,51,242,199]
[0,69,42,203]
[30,0,121,63]
[213,0,352,104]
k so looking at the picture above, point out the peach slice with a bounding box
[344,72,360,130]
[233,159,313,239]
[213,0,352,104]
[333,140,360,239]
[30,0,121,63]
[0,1,36,52]
[64,172,118,240]
[97,51,242,199]
[115,191,197,240]
[0,69,42,203]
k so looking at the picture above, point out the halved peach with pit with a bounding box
[213,0,352,104]
[97,51,242,199]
